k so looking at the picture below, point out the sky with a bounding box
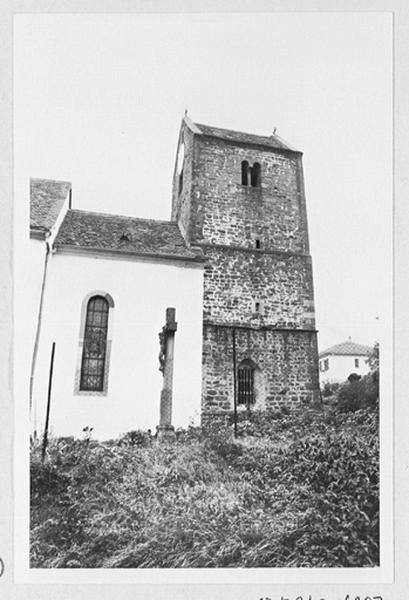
[14,12,392,351]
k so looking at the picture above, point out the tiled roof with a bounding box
[30,178,71,235]
[319,340,372,358]
[54,209,203,261]
[194,122,300,152]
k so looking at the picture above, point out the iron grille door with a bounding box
[237,365,255,407]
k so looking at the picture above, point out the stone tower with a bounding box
[171,116,319,420]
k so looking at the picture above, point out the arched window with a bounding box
[251,162,261,187]
[241,160,249,186]
[237,362,255,407]
[80,295,110,391]
[241,161,261,187]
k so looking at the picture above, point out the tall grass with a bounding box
[30,406,379,568]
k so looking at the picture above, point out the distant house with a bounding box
[319,337,372,385]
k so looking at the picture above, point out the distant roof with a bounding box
[192,120,300,153]
[30,178,71,236]
[319,340,372,358]
[54,209,204,262]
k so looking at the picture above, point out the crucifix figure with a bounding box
[157,307,177,442]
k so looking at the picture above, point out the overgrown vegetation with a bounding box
[31,401,379,568]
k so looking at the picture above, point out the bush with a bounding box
[322,381,341,397]
[336,370,379,413]
[119,429,152,447]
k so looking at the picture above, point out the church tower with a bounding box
[172,116,319,420]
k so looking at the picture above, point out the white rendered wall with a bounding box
[320,354,370,385]
[28,251,203,440]
[14,186,70,439]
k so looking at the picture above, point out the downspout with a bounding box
[29,235,51,437]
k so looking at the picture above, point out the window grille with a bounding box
[80,295,109,391]
[237,364,255,406]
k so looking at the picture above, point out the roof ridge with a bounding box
[192,121,301,153]
[66,208,176,225]
[319,339,372,357]
[195,121,277,140]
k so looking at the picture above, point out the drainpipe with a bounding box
[29,235,51,437]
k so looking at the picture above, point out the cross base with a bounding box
[156,424,176,443]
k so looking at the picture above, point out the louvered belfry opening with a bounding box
[80,295,109,391]
[237,363,255,407]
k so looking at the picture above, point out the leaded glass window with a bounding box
[80,295,109,391]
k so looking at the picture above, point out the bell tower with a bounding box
[172,116,319,419]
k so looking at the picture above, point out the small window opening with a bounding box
[251,162,261,187]
[255,239,261,249]
[355,358,359,368]
[241,161,249,186]
[324,358,329,371]
[120,230,132,243]
[255,301,261,313]
[178,171,183,196]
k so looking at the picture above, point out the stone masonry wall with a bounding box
[202,246,315,329]
[201,324,320,419]
[171,124,195,242]
[190,136,309,254]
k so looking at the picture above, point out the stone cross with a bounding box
[157,307,177,442]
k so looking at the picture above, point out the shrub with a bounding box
[336,370,379,413]
[119,429,152,447]
[322,381,341,397]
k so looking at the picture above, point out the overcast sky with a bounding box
[14,12,392,351]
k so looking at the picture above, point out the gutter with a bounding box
[54,243,206,264]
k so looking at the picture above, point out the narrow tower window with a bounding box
[80,295,109,391]
[255,238,261,249]
[253,299,263,314]
[177,142,185,196]
[251,162,261,187]
[241,160,249,186]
